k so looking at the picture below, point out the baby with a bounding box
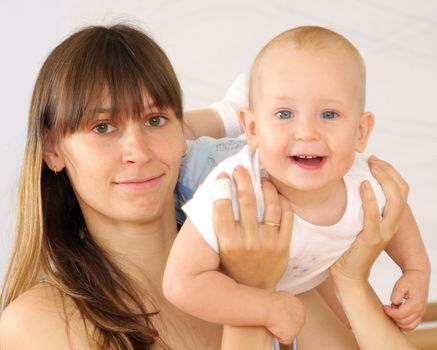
[164,26,430,343]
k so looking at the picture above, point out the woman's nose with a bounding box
[120,123,152,164]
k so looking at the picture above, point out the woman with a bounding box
[0,23,413,349]
[0,24,282,350]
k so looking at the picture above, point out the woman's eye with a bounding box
[92,123,115,134]
[321,111,338,119]
[275,110,294,119]
[146,116,167,127]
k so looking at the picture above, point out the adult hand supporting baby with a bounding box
[213,166,293,290]
[213,166,305,346]
[330,156,415,350]
[331,156,407,281]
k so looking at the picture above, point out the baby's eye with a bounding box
[275,110,294,119]
[321,111,338,119]
[92,123,115,134]
[146,116,167,127]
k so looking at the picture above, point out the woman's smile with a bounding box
[113,174,165,191]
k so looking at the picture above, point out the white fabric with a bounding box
[183,145,386,294]
[222,73,249,108]
[209,100,243,137]
[208,73,249,137]
[272,339,280,350]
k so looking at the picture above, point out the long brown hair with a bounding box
[1,24,183,349]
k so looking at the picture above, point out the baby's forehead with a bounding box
[251,43,364,91]
[256,40,361,74]
[250,46,365,110]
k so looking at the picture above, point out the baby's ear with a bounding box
[239,108,259,148]
[355,112,374,153]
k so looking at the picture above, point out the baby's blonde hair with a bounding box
[249,26,366,109]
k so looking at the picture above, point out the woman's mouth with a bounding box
[114,175,164,190]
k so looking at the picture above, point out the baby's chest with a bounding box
[287,208,364,275]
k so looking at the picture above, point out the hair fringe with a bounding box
[1,24,182,349]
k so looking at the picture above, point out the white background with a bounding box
[1,0,436,304]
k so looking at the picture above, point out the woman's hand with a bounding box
[213,166,293,290]
[331,156,409,282]
[213,166,304,344]
[329,157,415,350]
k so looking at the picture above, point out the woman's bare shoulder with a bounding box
[0,283,91,350]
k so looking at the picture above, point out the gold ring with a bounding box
[262,221,280,228]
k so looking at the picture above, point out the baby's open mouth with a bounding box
[292,155,325,166]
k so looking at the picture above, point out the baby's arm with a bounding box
[163,219,298,344]
[163,169,303,345]
[183,109,225,139]
[383,204,430,330]
[164,219,272,324]
[183,74,247,139]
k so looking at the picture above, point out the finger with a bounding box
[261,177,282,241]
[390,311,421,329]
[390,285,407,306]
[360,180,380,244]
[384,304,420,331]
[384,301,417,320]
[278,195,293,249]
[397,313,421,327]
[368,156,409,200]
[213,173,236,245]
[232,166,259,240]
[399,318,421,331]
[369,162,404,237]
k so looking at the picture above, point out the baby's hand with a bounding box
[266,291,305,345]
[384,269,429,331]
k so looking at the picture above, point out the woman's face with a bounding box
[47,98,186,226]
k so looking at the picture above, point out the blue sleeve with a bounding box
[174,136,246,226]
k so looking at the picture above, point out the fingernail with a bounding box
[233,165,243,174]
[369,155,380,161]
[371,163,380,172]
[216,172,229,180]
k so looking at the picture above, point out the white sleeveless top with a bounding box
[183,145,385,294]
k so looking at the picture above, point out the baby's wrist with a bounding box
[401,265,431,278]
[398,252,431,275]
[265,291,288,325]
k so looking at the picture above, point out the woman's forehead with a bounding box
[84,87,159,115]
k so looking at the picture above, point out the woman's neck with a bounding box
[83,206,178,296]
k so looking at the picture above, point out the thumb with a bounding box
[390,279,408,306]
[383,304,401,318]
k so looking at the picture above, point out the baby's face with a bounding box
[247,45,373,194]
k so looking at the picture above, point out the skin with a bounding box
[163,43,373,343]
[164,41,428,345]
[328,157,415,349]
[214,157,416,350]
[0,96,290,350]
[242,44,373,219]
[243,43,429,331]
[0,101,218,350]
